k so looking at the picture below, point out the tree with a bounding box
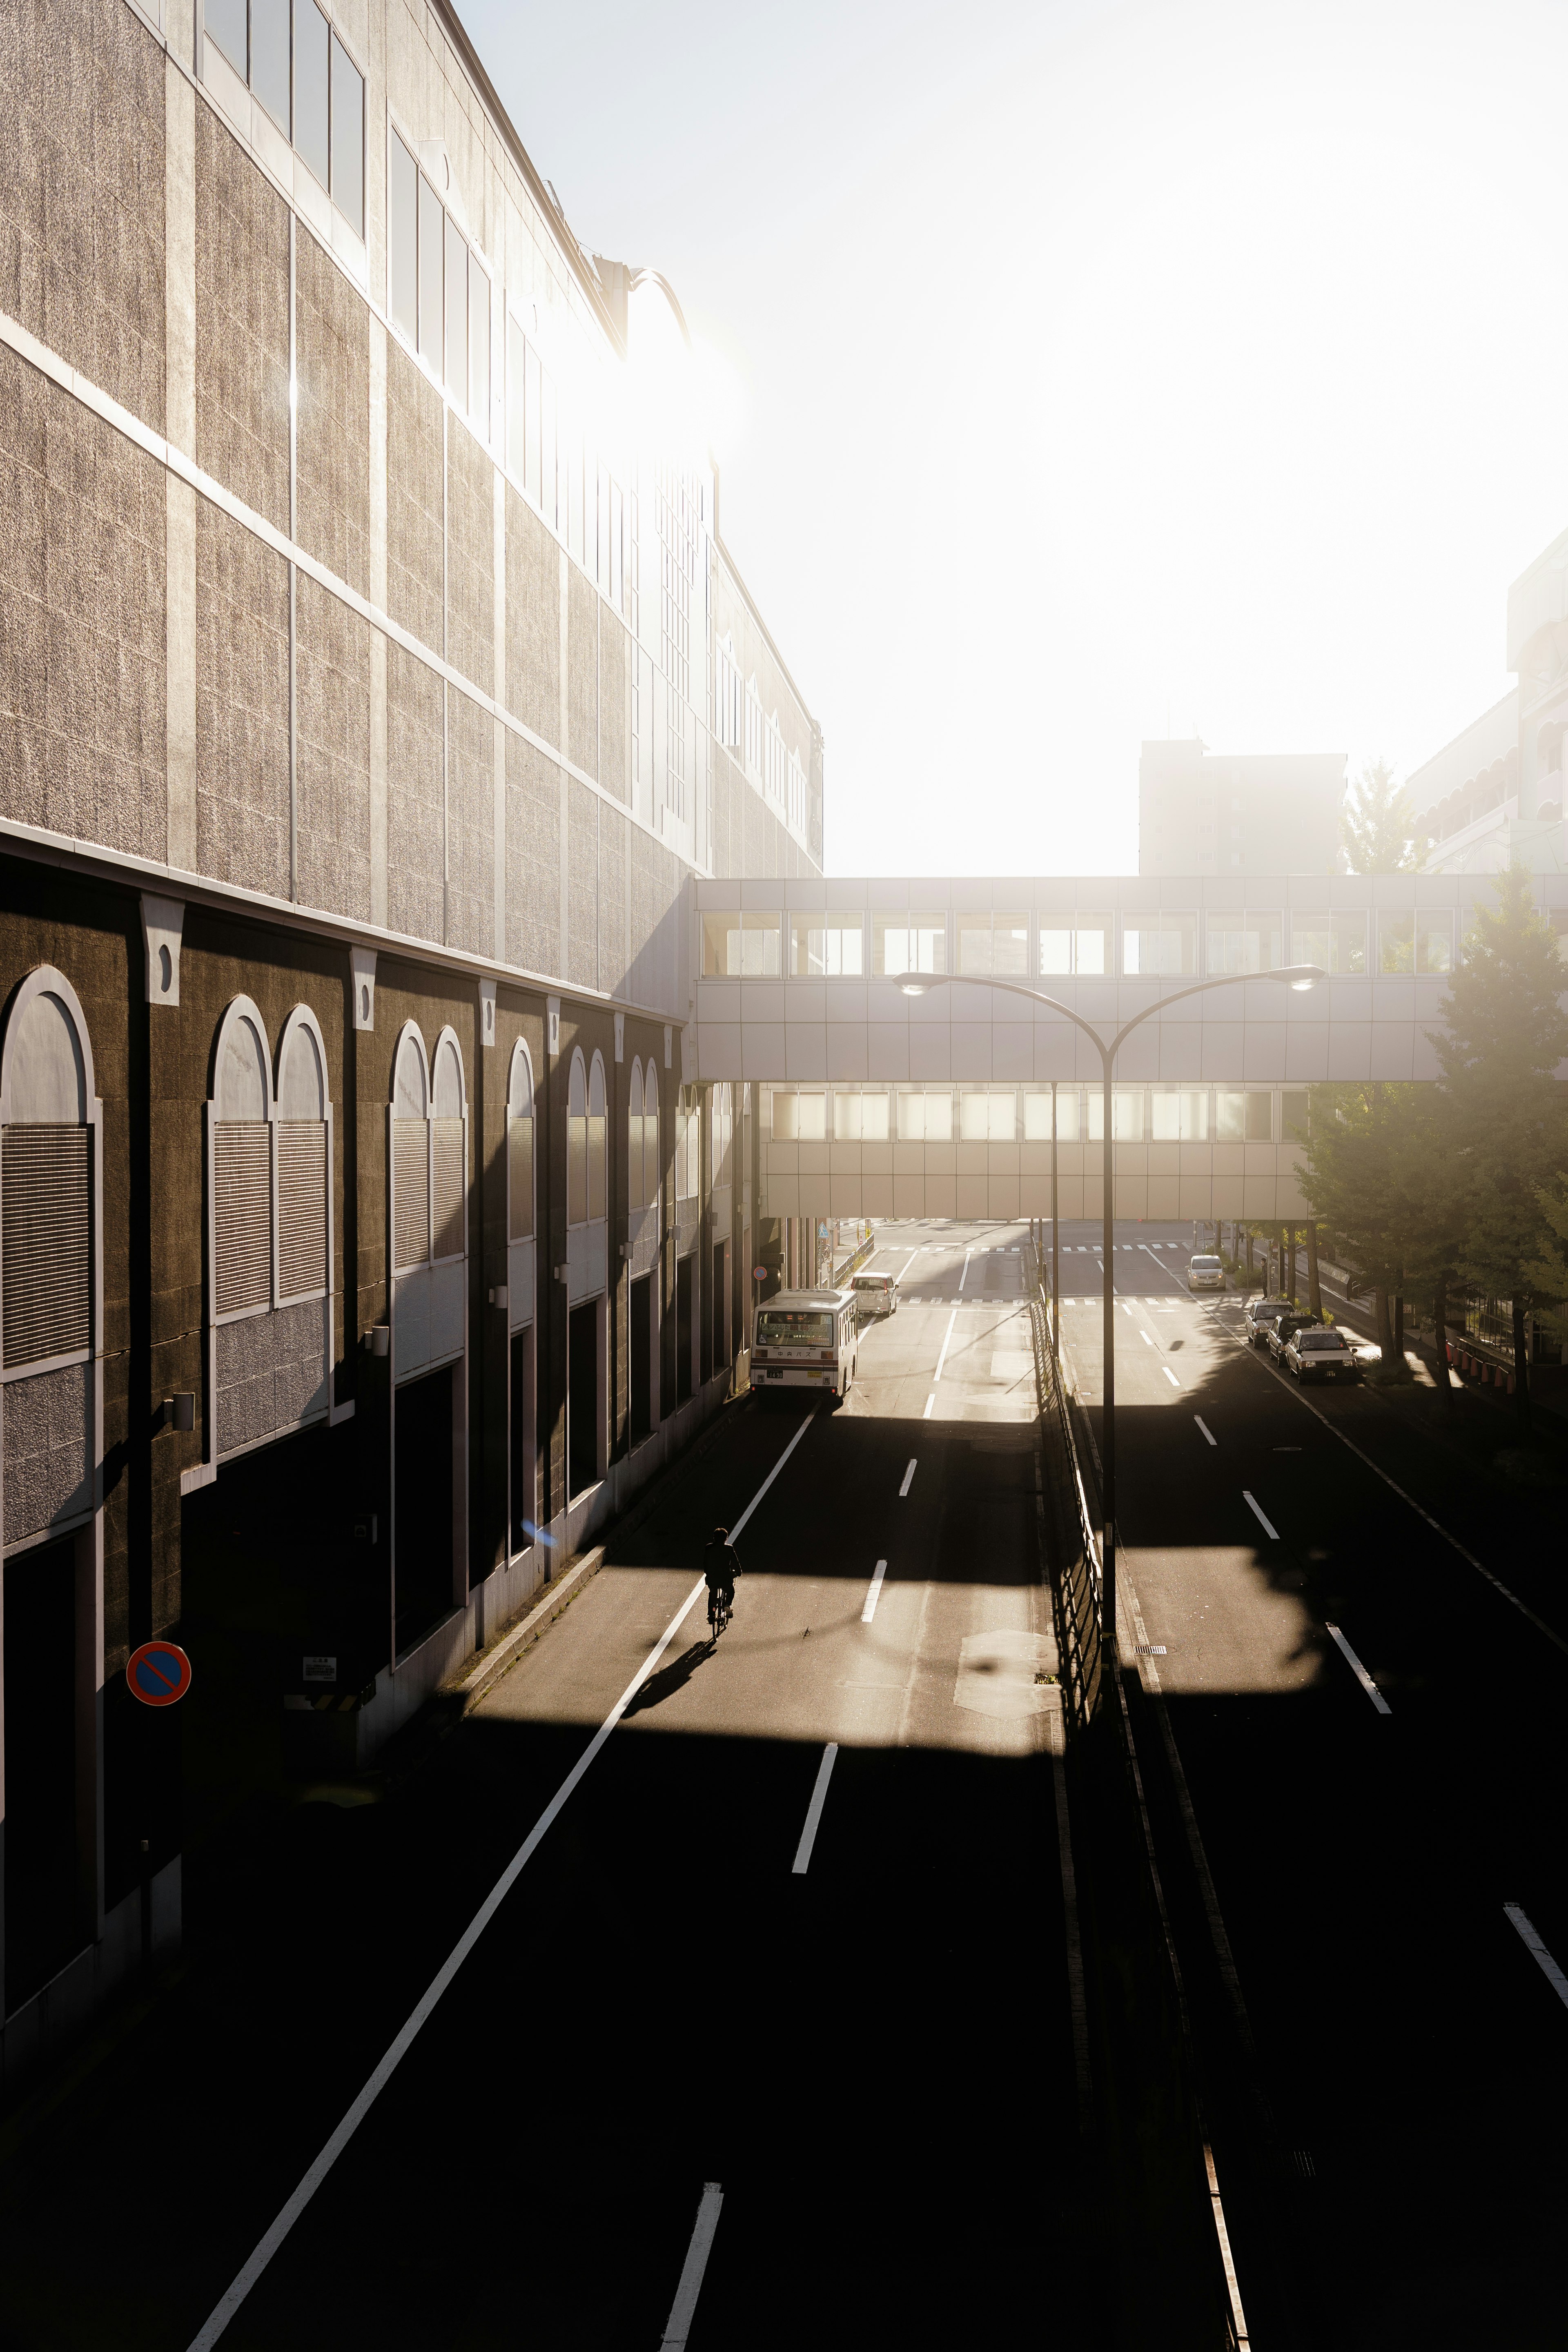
[1339,759,1426,874]
[1430,866,1568,1432]
[1298,1080,1432,1367]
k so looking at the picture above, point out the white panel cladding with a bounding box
[675,1196,699,1261]
[392,1263,466,1382]
[2,1361,91,1544]
[393,1266,430,1380]
[508,1236,535,1329]
[624,1202,658,1279]
[215,1299,329,1457]
[430,1261,466,1361]
[567,1220,608,1303]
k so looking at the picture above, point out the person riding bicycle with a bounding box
[704,1526,740,1621]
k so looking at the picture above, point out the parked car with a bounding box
[1187,1253,1225,1292]
[1243,1294,1293,1347]
[1265,1309,1323,1362]
[1282,1323,1361,1383]
[850,1272,899,1319]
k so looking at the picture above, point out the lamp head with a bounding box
[1287,962,1325,993]
[901,982,928,997]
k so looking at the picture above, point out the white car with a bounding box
[1187,1254,1225,1292]
[850,1272,899,1319]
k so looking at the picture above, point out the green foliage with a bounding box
[1339,759,1426,874]
[1294,869,1568,1412]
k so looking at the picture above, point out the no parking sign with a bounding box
[126,1641,191,1707]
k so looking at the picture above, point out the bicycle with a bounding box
[707,1586,732,1640]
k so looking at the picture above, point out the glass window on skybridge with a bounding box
[1086,1089,1149,1141]
[959,1089,1018,1141]
[1122,913,1197,976]
[1206,909,1283,973]
[873,913,948,977]
[1038,915,1112,975]
[957,913,1030,977]
[895,1089,954,1140]
[791,914,864,976]
[1150,1088,1209,1140]
[1290,909,1367,974]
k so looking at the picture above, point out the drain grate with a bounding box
[1135,1643,1167,1656]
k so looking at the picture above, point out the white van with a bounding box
[751,1287,860,1402]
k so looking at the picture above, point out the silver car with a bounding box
[850,1272,899,1319]
[1282,1325,1361,1383]
[1187,1254,1225,1292]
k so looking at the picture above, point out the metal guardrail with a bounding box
[1027,1241,1105,1725]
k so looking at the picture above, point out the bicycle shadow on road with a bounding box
[623,1640,714,1718]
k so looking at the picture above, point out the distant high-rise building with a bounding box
[1138,743,1348,876]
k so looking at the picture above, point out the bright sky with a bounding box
[463,0,1568,877]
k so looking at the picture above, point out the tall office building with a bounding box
[0,0,822,2069]
[1139,742,1347,876]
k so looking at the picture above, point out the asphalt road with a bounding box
[1054,1218,1568,2347]
[0,1221,1102,2350]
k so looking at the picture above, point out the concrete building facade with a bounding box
[1138,742,1347,877]
[0,0,823,2082]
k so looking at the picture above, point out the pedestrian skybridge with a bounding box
[688,871,1550,1224]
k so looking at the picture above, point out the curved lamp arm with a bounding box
[901,965,1325,1063]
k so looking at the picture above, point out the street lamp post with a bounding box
[902,963,1322,1665]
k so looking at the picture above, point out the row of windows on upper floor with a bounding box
[714,639,809,837]
[764,1084,1305,1146]
[702,907,1471,983]
[206,0,365,235]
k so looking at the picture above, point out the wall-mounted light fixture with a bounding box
[159,1392,195,1433]
[367,1325,390,1358]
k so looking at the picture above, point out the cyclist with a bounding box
[704,1526,741,1630]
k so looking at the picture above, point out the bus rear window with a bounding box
[757,1310,833,1347]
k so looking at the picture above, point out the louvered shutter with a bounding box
[277,1120,327,1298]
[2,1126,90,1367]
[432,1118,465,1259]
[393,1120,429,1270]
[214,1121,272,1314]
[508,1116,533,1241]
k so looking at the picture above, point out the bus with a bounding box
[751,1287,860,1403]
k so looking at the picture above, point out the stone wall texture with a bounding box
[194,106,288,534]
[566,775,598,991]
[296,222,370,599]
[445,413,493,700]
[0,346,166,858]
[446,687,494,957]
[505,486,560,748]
[296,572,371,922]
[0,0,166,435]
[386,339,444,659]
[386,641,444,943]
[506,733,560,978]
[196,494,290,895]
[567,568,597,782]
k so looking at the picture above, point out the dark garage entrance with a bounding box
[395,1364,454,1656]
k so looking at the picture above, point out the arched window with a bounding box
[204,998,334,1473]
[432,1031,466,1263]
[567,1050,588,1227]
[508,1042,534,1243]
[0,972,98,1428]
[275,1009,329,1301]
[391,1025,430,1272]
[628,1061,645,1212]
[675,1087,700,1202]
[588,1053,607,1222]
[213,999,273,1315]
[642,1060,659,1213]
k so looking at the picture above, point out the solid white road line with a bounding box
[187,1419,820,2352]
[659,2183,725,2350]
[933,1307,959,1383]
[922,1392,935,1418]
[862,1560,889,1623]
[959,1249,972,1291]
[1325,1622,1391,1715]
[1243,1490,1279,1540]
[1504,1904,1568,2011]
[899,1458,917,1497]
[793,1744,840,1873]
[1163,1366,1180,1388]
[1195,1416,1217,1446]
[1140,1330,1153,1345]
[728,1411,817,1542]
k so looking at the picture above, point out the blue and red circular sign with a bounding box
[127,1641,191,1707]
